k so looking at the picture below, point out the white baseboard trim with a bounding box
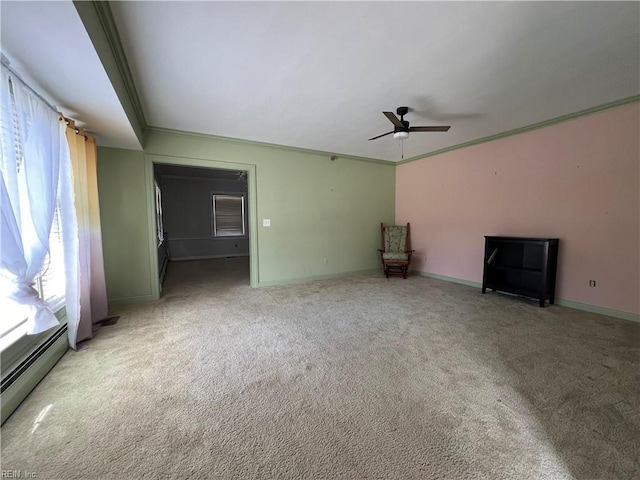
[554,299,639,323]
[258,269,378,287]
[170,254,250,261]
[417,271,482,289]
[108,294,157,306]
[415,270,639,323]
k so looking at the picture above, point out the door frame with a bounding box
[144,154,259,298]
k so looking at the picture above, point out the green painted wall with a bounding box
[97,148,155,302]
[97,130,395,301]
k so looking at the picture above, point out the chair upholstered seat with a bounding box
[382,252,409,261]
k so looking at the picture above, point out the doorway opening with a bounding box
[152,163,252,295]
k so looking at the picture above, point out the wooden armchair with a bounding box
[379,223,414,278]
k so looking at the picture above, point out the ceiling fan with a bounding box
[368,106,451,141]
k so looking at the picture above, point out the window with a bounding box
[0,71,66,351]
[0,202,65,351]
[212,194,245,237]
[35,203,65,309]
[155,181,164,246]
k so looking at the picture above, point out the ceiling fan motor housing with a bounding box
[395,120,410,133]
[395,107,410,131]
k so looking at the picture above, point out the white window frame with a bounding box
[212,194,246,237]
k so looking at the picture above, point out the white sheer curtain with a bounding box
[1,65,114,351]
[0,68,75,336]
[59,120,80,349]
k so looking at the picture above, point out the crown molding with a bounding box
[145,126,396,166]
[398,95,640,166]
[74,1,147,147]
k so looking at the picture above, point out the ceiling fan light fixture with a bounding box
[393,131,409,141]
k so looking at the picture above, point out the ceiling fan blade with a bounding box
[383,111,404,128]
[409,126,451,132]
[368,131,394,141]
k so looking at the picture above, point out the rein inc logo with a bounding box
[1,471,37,478]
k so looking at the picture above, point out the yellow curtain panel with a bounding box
[63,118,110,347]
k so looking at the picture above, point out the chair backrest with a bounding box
[383,224,408,253]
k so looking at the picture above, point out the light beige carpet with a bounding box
[1,257,638,479]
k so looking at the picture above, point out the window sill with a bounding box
[1,307,67,378]
[0,300,65,353]
[0,321,28,353]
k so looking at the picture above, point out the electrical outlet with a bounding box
[323,258,328,265]
[589,280,597,287]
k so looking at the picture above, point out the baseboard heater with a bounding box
[0,325,67,395]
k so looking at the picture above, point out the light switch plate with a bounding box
[263,219,271,227]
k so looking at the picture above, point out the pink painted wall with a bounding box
[396,103,639,315]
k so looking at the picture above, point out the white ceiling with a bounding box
[0,1,141,150]
[2,2,639,162]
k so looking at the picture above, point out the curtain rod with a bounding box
[1,60,59,115]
